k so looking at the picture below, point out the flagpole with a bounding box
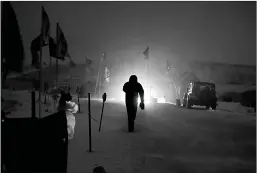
[99,53,105,98]
[94,53,103,98]
[50,55,52,66]
[147,59,149,98]
[56,23,59,88]
[98,69,101,98]
[38,6,44,119]
[56,59,58,87]
[146,46,149,99]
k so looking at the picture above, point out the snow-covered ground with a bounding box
[2,89,256,173]
[217,102,255,114]
[68,100,256,173]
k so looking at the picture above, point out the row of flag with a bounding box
[143,46,172,73]
[1,1,168,87]
[30,7,75,69]
[85,54,110,83]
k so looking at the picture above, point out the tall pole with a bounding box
[145,47,149,99]
[38,7,44,119]
[98,68,101,98]
[56,58,58,87]
[147,59,149,95]
[88,93,92,152]
[56,23,59,88]
[94,59,101,98]
[94,53,104,98]
[50,56,52,66]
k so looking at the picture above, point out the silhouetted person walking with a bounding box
[123,75,145,132]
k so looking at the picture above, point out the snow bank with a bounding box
[2,89,59,118]
[217,102,255,114]
[2,89,255,173]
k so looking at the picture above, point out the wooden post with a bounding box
[98,101,105,132]
[88,93,92,152]
[99,93,107,132]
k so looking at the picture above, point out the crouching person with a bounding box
[57,90,78,140]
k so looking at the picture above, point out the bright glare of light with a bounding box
[136,88,158,104]
[157,97,166,103]
[116,91,125,102]
[151,89,157,98]
[138,96,151,104]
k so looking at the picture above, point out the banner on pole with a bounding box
[167,60,171,73]
[143,46,149,60]
[105,66,110,83]
[30,6,50,69]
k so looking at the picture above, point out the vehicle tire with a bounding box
[186,99,192,109]
[206,105,210,110]
[211,104,216,110]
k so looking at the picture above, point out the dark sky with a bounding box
[12,1,256,67]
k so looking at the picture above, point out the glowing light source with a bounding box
[138,96,151,104]
[151,89,157,98]
[157,97,166,103]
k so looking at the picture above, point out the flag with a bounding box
[30,35,47,68]
[167,60,171,73]
[56,23,75,68]
[2,1,25,73]
[85,57,92,65]
[41,6,50,45]
[101,52,106,61]
[49,23,69,60]
[30,6,50,68]
[56,23,69,60]
[143,46,149,60]
[68,56,76,68]
[105,66,110,83]
[48,23,75,68]
[56,23,76,68]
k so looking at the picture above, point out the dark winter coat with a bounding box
[123,75,144,104]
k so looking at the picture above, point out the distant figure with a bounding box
[123,75,145,132]
[57,90,78,140]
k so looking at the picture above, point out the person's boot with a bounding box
[131,120,135,132]
[128,119,133,132]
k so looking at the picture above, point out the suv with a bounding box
[182,81,217,110]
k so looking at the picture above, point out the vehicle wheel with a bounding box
[211,104,216,110]
[206,105,210,109]
[186,99,192,109]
